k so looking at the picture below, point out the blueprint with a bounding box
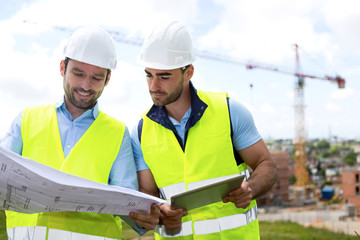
[0,145,166,215]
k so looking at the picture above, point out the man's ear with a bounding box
[185,65,194,83]
[60,60,65,77]
[105,71,111,86]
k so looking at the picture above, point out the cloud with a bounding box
[196,0,360,78]
[330,88,355,99]
[198,0,333,64]
[286,90,294,99]
[0,0,201,130]
[259,103,277,114]
[9,0,199,36]
[1,0,359,140]
[321,0,360,57]
[325,103,342,113]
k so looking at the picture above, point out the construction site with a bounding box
[1,1,360,238]
[15,22,360,237]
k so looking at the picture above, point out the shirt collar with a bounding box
[54,97,99,120]
[146,81,208,130]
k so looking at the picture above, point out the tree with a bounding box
[316,139,330,150]
[289,175,296,185]
[344,150,357,166]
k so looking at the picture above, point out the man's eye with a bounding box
[73,71,83,77]
[161,76,170,80]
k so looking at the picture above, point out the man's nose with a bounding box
[81,77,92,91]
[150,77,161,90]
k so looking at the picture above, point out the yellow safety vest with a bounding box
[141,90,259,240]
[6,104,125,239]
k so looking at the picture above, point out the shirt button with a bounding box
[67,145,71,149]
[73,123,76,126]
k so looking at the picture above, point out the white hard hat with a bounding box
[138,21,196,70]
[64,26,117,70]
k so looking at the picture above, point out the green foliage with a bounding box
[0,210,6,239]
[322,151,331,158]
[1,211,357,240]
[330,146,340,155]
[306,166,312,176]
[259,221,357,240]
[319,168,326,177]
[316,139,330,150]
[344,150,358,166]
[289,175,296,185]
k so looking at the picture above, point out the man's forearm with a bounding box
[247,157,278,199]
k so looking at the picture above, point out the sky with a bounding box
[0,0,359,141]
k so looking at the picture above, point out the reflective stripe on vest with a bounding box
[7,227,120,240]
[6,104,125,239]
[155,205,258,237]
[155,221,193,238]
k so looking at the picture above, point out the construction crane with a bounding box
[246,44,345,187]
[195,42,345,188]
[24,21,346,187]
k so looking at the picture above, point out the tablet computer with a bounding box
[170,174,245,211]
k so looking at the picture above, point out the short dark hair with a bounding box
[181,65,190,74]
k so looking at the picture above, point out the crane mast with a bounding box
[293,44,308,187]
[245,44,345,189]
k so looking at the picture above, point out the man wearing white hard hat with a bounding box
[1,26,159,240]
[131,21,278,239]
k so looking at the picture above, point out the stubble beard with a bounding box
[151,77,184,106]
[63,76,100,110]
